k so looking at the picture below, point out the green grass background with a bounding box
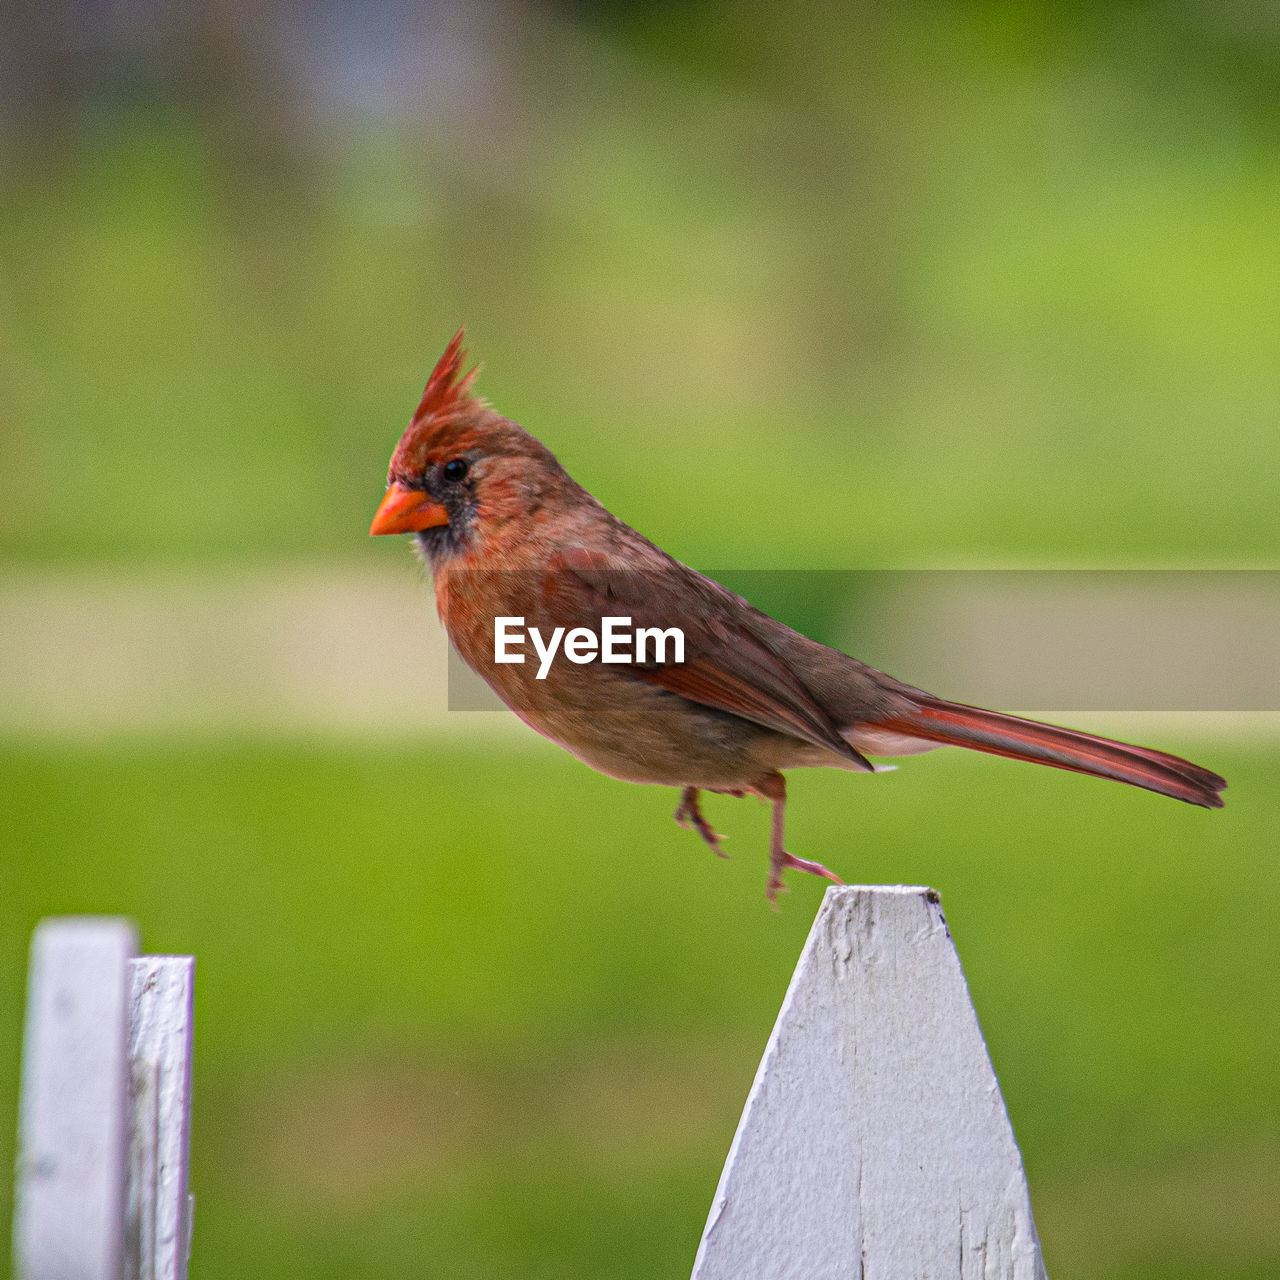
[2,2,1278,1275]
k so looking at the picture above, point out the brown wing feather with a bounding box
[634,655,871,767]
[546,551,873,769]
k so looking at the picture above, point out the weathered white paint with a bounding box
[15,918,139,1280]
[126,958,195,1280]
[692,885,1047,1280]
[14,923,197,1280]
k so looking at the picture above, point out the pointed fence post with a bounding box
[692,885,1047,1280]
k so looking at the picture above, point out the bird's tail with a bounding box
[872,696,1226,808]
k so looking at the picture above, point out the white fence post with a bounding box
[126,957,195,1280]
[692,885,1047,1280]
[13,919,195,1280]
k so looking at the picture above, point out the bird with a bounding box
[370,330,1226,900]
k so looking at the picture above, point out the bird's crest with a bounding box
[412,328,482,427]
[387,329,506,482]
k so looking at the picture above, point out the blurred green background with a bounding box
[1,2,1278,1276]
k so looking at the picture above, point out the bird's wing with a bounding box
[547,548,873,769]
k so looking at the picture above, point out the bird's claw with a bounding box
[674,787,730,859]
[766,851,843,903]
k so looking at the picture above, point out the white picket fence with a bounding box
[692,886,1047,1279]
[13,919,194,1280]
[12,888,1046,1278]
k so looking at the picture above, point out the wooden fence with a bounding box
[12,888,1046,1278]
[13,919,194,1280]
[692,885,1047,1278]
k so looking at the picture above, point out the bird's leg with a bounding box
[752,772,843,903]
[673,786,729,859]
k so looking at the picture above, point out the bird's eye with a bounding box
[442,458,469,483]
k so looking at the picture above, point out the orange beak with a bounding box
[369,482,451,536]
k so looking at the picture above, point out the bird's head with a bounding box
[369,330,566,563]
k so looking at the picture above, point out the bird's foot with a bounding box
[750,772,843,904]
[766,850,844,904]
[673,786,729,859]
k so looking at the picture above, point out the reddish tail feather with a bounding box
[875,697,1226,808]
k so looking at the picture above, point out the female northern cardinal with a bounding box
[371,331,1226,899]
